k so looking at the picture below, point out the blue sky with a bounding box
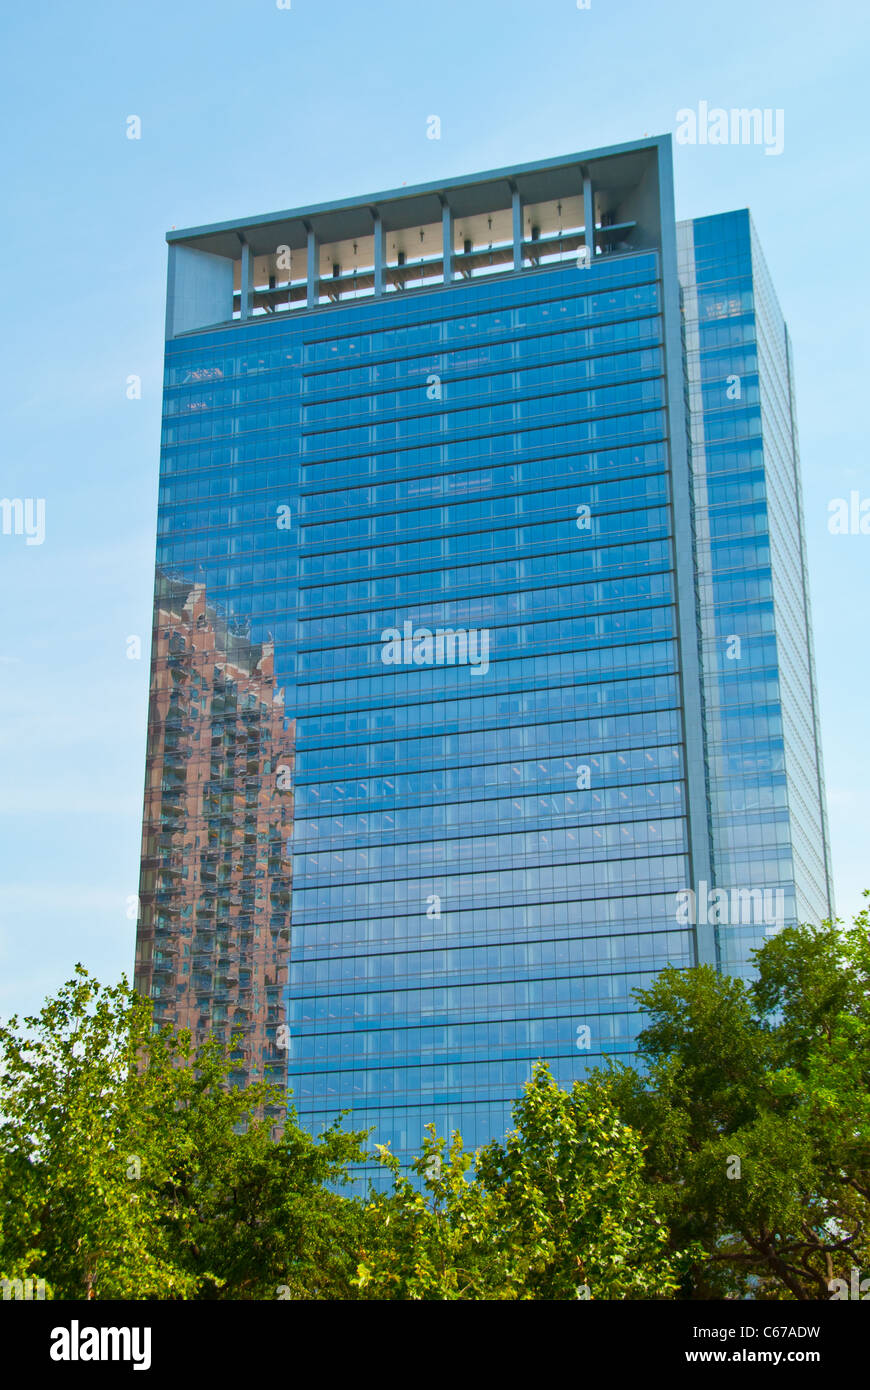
[1,0,867,1020]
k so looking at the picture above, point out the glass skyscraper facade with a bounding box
[135,138,832,1175]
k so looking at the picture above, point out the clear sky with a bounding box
[1,0,867,1020]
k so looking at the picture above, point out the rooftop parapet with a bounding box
[165,137,669,337]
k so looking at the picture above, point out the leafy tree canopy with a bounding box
[0,967,368,1299]
[604,907,870,1299]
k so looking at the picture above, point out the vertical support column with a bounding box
[239,235,253,319]
[305,223,318,308]
[510,182,523,270]
[165,242,179,339]
[372,209,385,295]
[440,197,453,284]
[582,169,595,264]
[655,143,716,969]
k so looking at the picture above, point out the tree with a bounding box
[0,966,369,1299]
[473,1063,683,1299]
[6,907,868,1303]
[354,1062,683,1299]
[604,909,870,1299]
[354,1129,504,1299]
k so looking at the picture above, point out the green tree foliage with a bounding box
[354,1062,683,1299]
[0,967,368,1299]
[605,909,870,1299]
[2,909,867,1301]
[354,1130,504,1299]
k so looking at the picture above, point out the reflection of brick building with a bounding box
[135,576,294,1096]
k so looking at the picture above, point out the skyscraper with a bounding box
[135,136,832,1174]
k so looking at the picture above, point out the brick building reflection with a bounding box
[135,574,294,1099]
